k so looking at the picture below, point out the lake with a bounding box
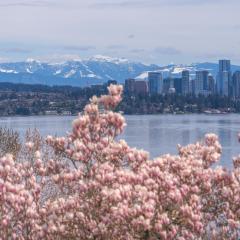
[0,114,239,168]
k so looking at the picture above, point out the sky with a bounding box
[0,0,239,65]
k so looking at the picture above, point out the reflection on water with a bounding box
[0,114,239,168]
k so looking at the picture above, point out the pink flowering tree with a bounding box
[0,84,240,239]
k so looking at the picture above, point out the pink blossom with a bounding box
[0,85,239,239]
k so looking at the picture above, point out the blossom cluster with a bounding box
[0,84,240,239]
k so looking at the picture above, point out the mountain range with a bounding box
[0,55,239,87]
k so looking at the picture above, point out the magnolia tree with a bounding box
[0,85,240,239]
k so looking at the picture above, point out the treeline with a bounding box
[0,82,105,98]
[119,94,240,114]
[0,82,239,115]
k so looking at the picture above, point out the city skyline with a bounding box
[125,59,240,99]
[0,0,239,64]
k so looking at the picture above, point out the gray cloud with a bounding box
[62,45,96,51]
[128,34,135,39]
[233,25,240,30]
[91,0,233,8]
[1,47,32,54]
[154,47,181,55]
[38,54,82,63]
[130,48,145,53]
[107,44,126,50]
[0,0,56,7]
[0,0,239,65]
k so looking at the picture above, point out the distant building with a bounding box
[173,78,182,94]
[45,110,58,115]
[208,75,215,94]
[232,71,240,99]
[163,78,172,94]
[219,71,231,96]
[182,70,190,95]
[134,80,148,95]
[61,111,72,116]
[189,79,195,95]
[148,72,163,95]
[195,71,209,95]
[107,80,117,86]
[124,78,135,95]
[168,87,176,94]
[91,84,105,94]
[219,59,231,72]
[217,59,231,96]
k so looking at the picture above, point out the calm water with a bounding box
[0,114,239,168]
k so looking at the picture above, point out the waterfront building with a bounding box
[219,59,231,72]
[195,71,209,95]
[189,79,195,95]
[125,78,135,95]
[232,71,240,99]
[217,59,231,96]
[163,78,172,94]
[182,70,190,95]
[107,80,117,86]
[208,75,215,94]
[91,84,106,94]
[173,78,182,94]
[134,80,148,95]
[168,87,176,94]
[148,72,163,95]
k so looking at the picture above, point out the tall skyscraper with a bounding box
[217,59,231,96]
[189,79,195,95]
[232,71,240,99]
[173,78,182,94]
[124,78,135,95]
[134,80,148,95]
[182,70,190,95]
[195,71,209,95]
[219,59,231,72]
[148,72,163,95]
[208,75,215,94]
[163,78,171,94]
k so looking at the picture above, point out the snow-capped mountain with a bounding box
[0,56,239,87]
[0,55,159,86]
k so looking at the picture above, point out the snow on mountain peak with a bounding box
[69,57,82,62]
[26,58,41,64]
[0,57,223,87]
[0,68,18,74]
[64,69,77,78]
[136,65,199,80]
[90,55,129,64]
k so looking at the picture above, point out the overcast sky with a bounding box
[0,0,239,65]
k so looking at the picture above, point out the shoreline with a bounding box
[0,111,238,118]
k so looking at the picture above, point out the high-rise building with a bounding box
[208,75,215,94]
[134,80,148,95]
[219,59,231,72]
[163,78,171,94]
[107,80,117,86]
[190,79,195,95]
[124,78,135,95]
[217,59,231,96]
[182,70,190,95]
[221,71,230,96]
[148,72,163,95]
[195,71,209,95]
[173,78,182,94]
[232,71,240,99]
